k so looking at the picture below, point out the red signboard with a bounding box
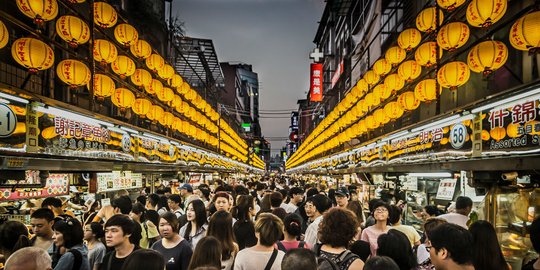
[331,60,344,88]
[310,63,323,102]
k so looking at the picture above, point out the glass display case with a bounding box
[484,187,539,270]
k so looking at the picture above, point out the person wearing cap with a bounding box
[180,184,199,212]
[335,187,350,209]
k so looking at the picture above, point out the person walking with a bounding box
[152,212,192,270]
[83,222,106,270]
[52,218,90,270]
[179,200,208,250]
[361,201,391,256]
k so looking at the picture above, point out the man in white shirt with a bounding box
[438,196,472,229]
[304,194,332,247]
[281,187,304,213]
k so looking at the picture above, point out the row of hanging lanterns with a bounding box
[288,0,534,169]
[7,0,250,163]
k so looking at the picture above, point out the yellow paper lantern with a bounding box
[398,28,422,51]
[111,55,136,79]
[111,88,135,111]
[146,53,165,73]
[170,74,183,88]
[55,15,90,47]
[90,74,115,100]
[374,109,389,125]
[507,123,521,138]
[414,79,441,102]
[384,102,404,120]
[481,130,490,140]
[365,115,379,130]
[130,68,152,88]
[158,64,175,80]
[93,39,117,64]
[145,79,163,95]
[373,84,391,102]
[509,11,540,53]
[467,0,507,28]
[398,60,422,82]
[384,73,405,93]
[385,46,406,66]
[490,127,506,141]
[398,91,420,111]
[437,61,470,90]
[161,112,174,127]
[11,37,54,73]
[363,70,380,86]
[130,39,152,59]
[172,95,182,109]
[41,126,57,140]
[437,0,466,11]
[437,22,470,51]
[416,7,444,33]
[114,23,138,47]
[147,105,164,121]
[16,0,58,25]
[93,2,117,28]
[178,82,190,95]
[467,40,508,75]
[373,59,392,76]
[355,79,368,96]
[132,98,152,116]
[56,59,91,88]
[415,42,441,67]
[0,20,8,49]
[157,87,174,103]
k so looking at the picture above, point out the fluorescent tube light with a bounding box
[0,92,29,104]
[107,126,127,134]
[408,172,452,178]
[119,126,139,134]
[383,130,410,142]
[36,106,114,127]
[143,132,168,142]
[471,88,540,113]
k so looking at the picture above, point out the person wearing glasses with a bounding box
[416,218,447,270]
[360,201,391,256]
[425,223,475,270]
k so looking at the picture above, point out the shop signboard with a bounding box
[0,172,70,201]
[387,122,473,164]
[400,175,418,191]
[310,63,323,102]
[436,178,457,200]
[480,98,540,156]
[96,171,142,193]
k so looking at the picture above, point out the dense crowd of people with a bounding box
[0,177,538,270]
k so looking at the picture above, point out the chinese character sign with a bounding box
[310,63,323,102]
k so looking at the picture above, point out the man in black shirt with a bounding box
[99,215,139,270]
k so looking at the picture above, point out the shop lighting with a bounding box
[0,92,29,104]
[119,126,140,134]
[408,172,453,178]
[171,141,182,147]
[142,132,168,142]
[107,126,127,134]
[35,105,114,127]
[471,88,540,113]
[383,130,410,142]
[0,98,10,104]
[411,114,474,133]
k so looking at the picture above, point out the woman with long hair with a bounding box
[152,212,193,270]
[179,199,208,249]
[231,195,257,250]
[207,211,238,270]
[0,220,31,260]
[377,230,417,270]
[187,236,222,270]
[469,220,510,270]
[83,222,106,270]
[53,218,90,270]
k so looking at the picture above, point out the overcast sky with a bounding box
[173,0,325,153]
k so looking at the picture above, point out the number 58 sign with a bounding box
[0,103,17,138]
[450,123,467,149]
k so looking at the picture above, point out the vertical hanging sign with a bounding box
[26,102,39,153]
[310,63,323,102]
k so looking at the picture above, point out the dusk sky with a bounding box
[173,0,325,153]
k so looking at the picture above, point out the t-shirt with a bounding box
[275,240,311,251]
[438,213,469,229]
[360,225,390,256]
[151,239,193,270]
[304,216,323,247]
[233,248,285,270]
[99,246,139,270]
[391,225,421,246]
[88,242,106,270]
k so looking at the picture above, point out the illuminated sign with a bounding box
[310,63,323,102]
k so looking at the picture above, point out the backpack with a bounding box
[315,244,359,270]
[68,249,82,270]
[276,241,305,252]
[143,221,158,247]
